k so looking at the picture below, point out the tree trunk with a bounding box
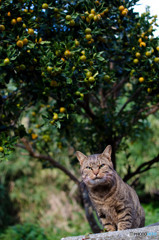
[110,140,116,170]
[79,181,102,233]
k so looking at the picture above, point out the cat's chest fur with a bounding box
[88,176,122,223]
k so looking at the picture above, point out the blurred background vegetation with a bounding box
[0,0,159,239]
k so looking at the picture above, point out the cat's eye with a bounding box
[86,166,92,169]
[99,164,105,169]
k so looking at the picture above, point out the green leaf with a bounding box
[66,78,72,84]
[40,41,51,45]
[56,121,61,129]
[28,43,36,49]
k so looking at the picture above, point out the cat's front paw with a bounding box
[117,222,132,231]
[104,226,116,232]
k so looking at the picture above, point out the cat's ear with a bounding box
[76,151,87,165]
[101,145,112,160]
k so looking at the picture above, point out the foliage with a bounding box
[0,223,49,240]
[0,0,159,160]
[0,150,90,236]
[116,114,159,187]
[143,201,159,226]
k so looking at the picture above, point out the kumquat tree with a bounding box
[0,0,159,234]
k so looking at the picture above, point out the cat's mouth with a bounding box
[86,176,108,186]
[93,177,102,180]
[93,176,107,182]
[84,174,113,187]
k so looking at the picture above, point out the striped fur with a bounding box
[76,145,145,231]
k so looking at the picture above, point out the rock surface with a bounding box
[61,225,159,240]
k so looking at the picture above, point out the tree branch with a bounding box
[18,138,80,185]
[123,154,159,182]
[117,87,143,116]
[80,181,101,233]
[77,94,96,120]
[99,88,106,109]
[132,102,159,125]
[17,138,101,233]
[106,75,129,98]
[116,102,159,149]
[145,103,159,117]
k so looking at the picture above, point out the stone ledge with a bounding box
[61,225,159,240]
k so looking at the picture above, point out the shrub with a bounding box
[0,223,49,240]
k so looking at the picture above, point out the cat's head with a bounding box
[76,145,116,188]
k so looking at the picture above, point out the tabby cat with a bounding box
[76,145,145,231]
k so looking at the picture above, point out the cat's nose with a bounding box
[93,168,99,176]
